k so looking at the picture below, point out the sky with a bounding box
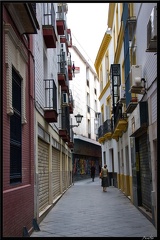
[66,3,109,69]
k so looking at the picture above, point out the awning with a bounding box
[74,134,101,146]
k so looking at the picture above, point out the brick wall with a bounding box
[3,5,35,237]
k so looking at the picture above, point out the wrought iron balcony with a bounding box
[4,3,39,34]
[67,127,74,149]
[59,106,70,142]
[112,104,128,141]
[57,52,69,92]
[68,54,72,80]
[113,101,123,127]
[69,90,74,114]
[57,51,67,86]
[44,79,58,123]
[98,125,105,143]
[60,29,69,54]
[103,119,113,140]
[56,3,67,35]
[42,3,57,48]
[98,125,103,138]
[97,118,113,143]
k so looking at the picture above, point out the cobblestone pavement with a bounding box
[31,177,157,237]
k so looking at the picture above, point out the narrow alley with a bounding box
[2,2,157,237]
[31,178,157,238]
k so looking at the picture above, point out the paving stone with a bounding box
[31,177,157,237]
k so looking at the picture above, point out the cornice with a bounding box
[108,3,115,28]
[94,33,111,75]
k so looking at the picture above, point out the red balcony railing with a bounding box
[44,79,58,122]
[56,4,67,35]
[42,3,57,48]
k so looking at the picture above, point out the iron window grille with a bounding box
[10,68,22,184]
[44,79,57,110]
[42,3,56,29]
[61,106,70,135]
[57,51,66,74]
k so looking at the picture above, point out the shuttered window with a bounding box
[10,68,22,184]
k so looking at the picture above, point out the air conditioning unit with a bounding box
[119,84,126,100]
[62,93,69,105]
[147,6,157,51]
[130,65,142,87]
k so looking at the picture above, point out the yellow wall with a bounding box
[117,174,133,203]
[124,175,130,196]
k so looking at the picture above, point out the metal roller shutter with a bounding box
[68,157,72,185]
[38,138,49,212]
[52,147,60,200]
[62,153,65,192]
[139,133,151,211]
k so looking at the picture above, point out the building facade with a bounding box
[3,3,39,237]
[33,2,74,224]
[3,2,75,236]
[95,2,157,227]
[69,45,102,181]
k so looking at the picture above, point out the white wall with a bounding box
[69,46,100,140]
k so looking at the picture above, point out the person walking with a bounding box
[101,164,108,192]
[91,164,96,182]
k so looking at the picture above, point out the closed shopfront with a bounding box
[52,147,60,200]
[139,133,151,211]
[38,138,49,212]
[68,157,72,185]
[62,153,66,192]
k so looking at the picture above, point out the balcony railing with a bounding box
[57,52,66,74]
[44,79,58,122]
[103,119,113,134]
[67,53,72,80]
[113,101,123,126]
[98,125,104,139]
[59,106,70,142]
[69,90,74,114]
[56,4,67,35]
[112,103,128,141]
[98,118,113,142]
[58,52,69,91]
[42,3,56,28]
[60,28,69,53]
[42,3,57,48]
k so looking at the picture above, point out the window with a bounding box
[88,119,91,138]
[10,68,22,184]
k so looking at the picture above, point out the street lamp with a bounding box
[70,113,83,128]
[69,113,83,186]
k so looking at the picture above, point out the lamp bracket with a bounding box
[70,124,79,129]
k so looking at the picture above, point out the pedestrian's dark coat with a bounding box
[91,165,95,178]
